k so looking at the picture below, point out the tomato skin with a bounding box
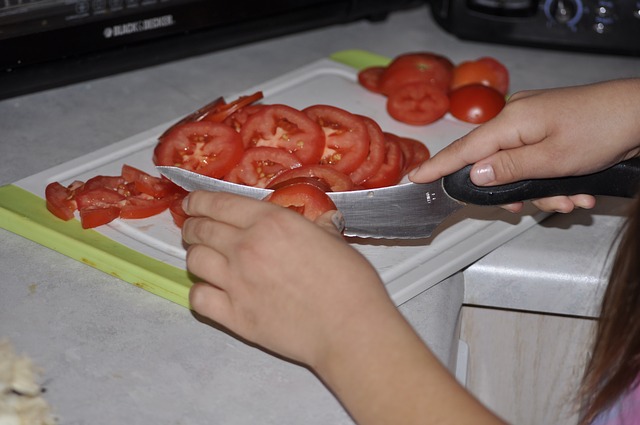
[267,164,354,192]
[153,121,244,179]
[361,137,404,189]
[45,181,80,221]
[225,146,302,188]
[450,57,509,95]
[303,105,370,174]
[357,66,386,94]
[349,115,386,185]
[200,91,264,123]
[449,84,506,124]
[386,82,449,125]
[265,183,337,221]
[240,104,325,165]
[379,52,454,95]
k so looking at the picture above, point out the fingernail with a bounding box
[472,164,495,185]
[182,195,190,212]
[331,211,345,233]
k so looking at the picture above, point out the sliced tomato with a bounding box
[449,84,506,124]
[45,181,82,221]
[450,57,510,95]
[303,105,369,174]
[357,66,386,94]
[240,104,325,164]
[121,164,180,198]
[153,121,244,179]
[120,195,173,219]
[82,175,130,195]
[79,206,121,229]
[265,183,337,221]
[267,164,354,192]
[386,82,449,125]
[379,52,454,95]
[169,193,189,228]
[349,116,386,185]
[225,146,303,188]
[200,91,264,123]
[385,132,431,173]
[361,138,404,189]
[268,176,332,192]
[223,104,266,132]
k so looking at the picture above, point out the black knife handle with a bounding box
[442,157,640,206]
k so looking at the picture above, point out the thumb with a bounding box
[314,210,345,237]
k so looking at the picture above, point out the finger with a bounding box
[314,210,345,237]
[186,244,232,288]
[531,196,578,213]
[182,216,239,248]
[499,202,524,213]
[189,281,234,328]
[569,194,597,210]
[183,191,277,229]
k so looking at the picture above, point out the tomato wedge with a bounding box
[349,116,386,185]
[379,52,454,95]
[361,137,404,189]
[153,121,244,179]
[267,164,354,192]
[357,66,386,94]
[121,164,180,198]
[45,181,83,221]
[79,206,121,229]
[386,82,449,125]
[265,183,337,221]
[240,104,325,165]
[120,195,173,219]
[225,146,303,188]
[303,105,369,174]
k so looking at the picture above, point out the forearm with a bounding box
[313,306,505,425]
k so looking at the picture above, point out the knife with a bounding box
[157,158,640,239]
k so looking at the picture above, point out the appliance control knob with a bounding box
[544,0,583,26]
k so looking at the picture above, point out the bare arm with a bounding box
[182,191,505,425]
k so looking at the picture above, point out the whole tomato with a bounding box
[378,52,454,95]
[448,84,506,124]
[450,57,510,95]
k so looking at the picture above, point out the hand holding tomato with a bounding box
[410,79,640,213]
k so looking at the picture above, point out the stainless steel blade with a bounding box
[157,166,463,239]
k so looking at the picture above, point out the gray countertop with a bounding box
[1,4,639,423]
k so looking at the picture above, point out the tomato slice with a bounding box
[240,104,325,165]
[120,195,173,219]
[200,91,264,123]
[225,146,303,188]
[223,104,266,132]
[357,66,386,94]
[121,164,180,198]
[361,137,404,189]
[265,183,337,221]
[268,176,332,192]
[386,82,449,125]
[267,164,354,192]
[384,132,431,174]
[450,57,510,95]
[79,206,121,229]
[449,84,506,124]
[45,181,82,221]
[379,52,454,95]
[153,121,244,179]
[348,116,386,185]
[303,105,369,174]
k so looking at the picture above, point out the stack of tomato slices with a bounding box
[45,91,431,228]
[358,52,510,126]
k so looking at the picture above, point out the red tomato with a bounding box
[361,138,404,189]
[357,66,386,94]
[267,164,354,192]
[449,84,506,124]
[121,164,180,198]
[303,105,369,174]
[223,104,266,132]
[349,116,386,185]
[379,52,454,95]
[450,57,509,95]
[79,206,121,229]
[240,104,325,165]
[153,121,244,179]
[265,183,337,221]
[169,194,189,228]
[384,132,430,174]
[45,181,82,221]
[386,82,450,125]
[225,146,302,188]
[268,176,332,193]
[200,91,264,123]
[120,195,173,219]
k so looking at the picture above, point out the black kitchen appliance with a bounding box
[0,0,421,100]
[430,0,640,56]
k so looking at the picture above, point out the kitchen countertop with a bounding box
[1,4,639,423]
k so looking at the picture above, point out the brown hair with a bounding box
[579,196,640,424]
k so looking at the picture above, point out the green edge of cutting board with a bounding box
[0,50,384,308]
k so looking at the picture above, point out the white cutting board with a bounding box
[0,50,547,307]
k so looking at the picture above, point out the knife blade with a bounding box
[157,157,640,239]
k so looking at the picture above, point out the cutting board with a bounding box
[0,49,548,307]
